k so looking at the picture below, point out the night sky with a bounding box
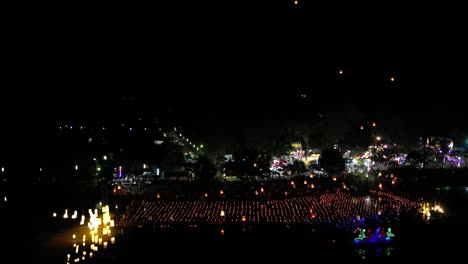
[4,2,468,156]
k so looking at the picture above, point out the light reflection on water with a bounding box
[50,204,120,263]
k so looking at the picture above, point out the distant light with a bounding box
[372,122,376,127]
[376,136,381,141]
[294,0,298,4]
[4,196,6,202]
[1,167,4,172]
[129,127,132,131]
[40,168,42,172]
[390,76,395,82]
[144,128,147,131]
[103,155,107,160]
[339,69,343,75]
[200,144,204,148]
[180,133,182,137]
[80,126,83,130]
[93,158,96,161]
[360,125,364,130]
[75,165,79,171]
[52,212,57,217]
[102,127,105,130]
[143,164,147,169]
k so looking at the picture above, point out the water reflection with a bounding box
[52,204,118,263]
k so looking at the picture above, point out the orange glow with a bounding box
[339,69,343,75]
[156,193,160,199]
[219,190,224,195]
[304,180,307,185]
[260,187,264,192]
[390,76,395,82]
[372,122,376,127]
[220,210,225,217]
[309,173,314,178]
[333,176,337,181]
[204,193,208,197]
[310,184,315,189]
[294,0,298,4]
[242,215,246,222]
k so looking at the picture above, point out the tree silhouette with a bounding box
[318,149,345,175]
[193,154,217,182]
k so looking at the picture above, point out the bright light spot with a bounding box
[219,190,224,195]
[1,167,4,172]
[75,165,78,171]
[376,136,381,141]
[390,76,395,82]
[339,69,343,75]
[200,144,204,148]
[52,212,57,217]
[220,210,225,217]
[372,122,376,127]
[360,125,364,130]
[103,155,107,160]
[294,0,298,4]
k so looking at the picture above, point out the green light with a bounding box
[200,145,204,148]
